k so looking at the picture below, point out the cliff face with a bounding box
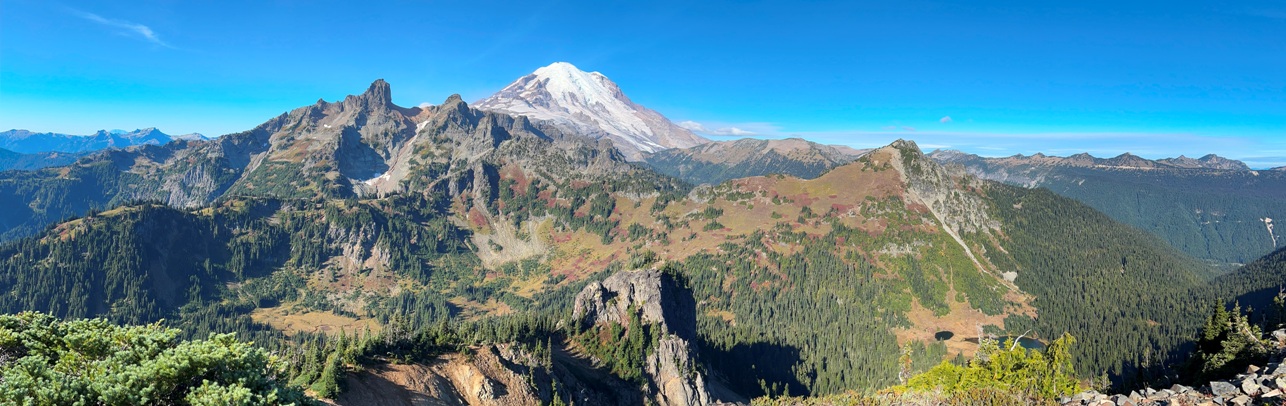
[329,342,645,406]
[573,268,724,406]
[573,268,698,340]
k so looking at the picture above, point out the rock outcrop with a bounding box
[573,267,698,340]
[573,268,724,406]
[330,268,739,406]
[1062,330,1286,406]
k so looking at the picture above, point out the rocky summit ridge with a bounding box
[641,137,869,185]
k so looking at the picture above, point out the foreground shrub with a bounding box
[0,312,313,405]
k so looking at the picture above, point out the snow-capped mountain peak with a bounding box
[475,62,707,160]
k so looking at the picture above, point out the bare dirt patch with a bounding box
[250,307,380,336]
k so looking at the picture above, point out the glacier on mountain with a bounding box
[475,62,706,160]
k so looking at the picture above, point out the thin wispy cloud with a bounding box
[678,120,765,136]
[677,121,707,132]
[717,127,756,136]
[939,116,953,123]
[71,9,172,48]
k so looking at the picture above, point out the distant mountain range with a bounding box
[642,137,868,185]
[476,62,708,160]
[0,149,87,171]
[0,128,208,154]
[931,150,1251,171]
[931,149,1286,265]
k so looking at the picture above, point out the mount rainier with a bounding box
[475,62,707,160]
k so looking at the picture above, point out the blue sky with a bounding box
[2,1,1285,167]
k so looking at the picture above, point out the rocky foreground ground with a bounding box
[1063,331,1286,406]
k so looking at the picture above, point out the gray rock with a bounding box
[1272,328,1286,342]
[1270,363,1286,376]
[1128,390,1143,401]
[647,335,711,406]
[1264,388,1283,398]
[1230,394,1252,406]
[574,268,698,340]
[1278,376,1286,390]
[1211,381,1240,398]
[1241,379,1261,396]
[1112,394,1136,406]
[1248,364,1263,374]
[475,376,496,400]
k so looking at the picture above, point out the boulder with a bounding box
[1112,394,1136,406]
[1211,381,1240,398]
[1241,379,1261,396]
[1230,394,1252,406]
[1271,328,1286,342]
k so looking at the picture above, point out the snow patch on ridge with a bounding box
[364,171,391,186]
[1264,218,1279,248]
